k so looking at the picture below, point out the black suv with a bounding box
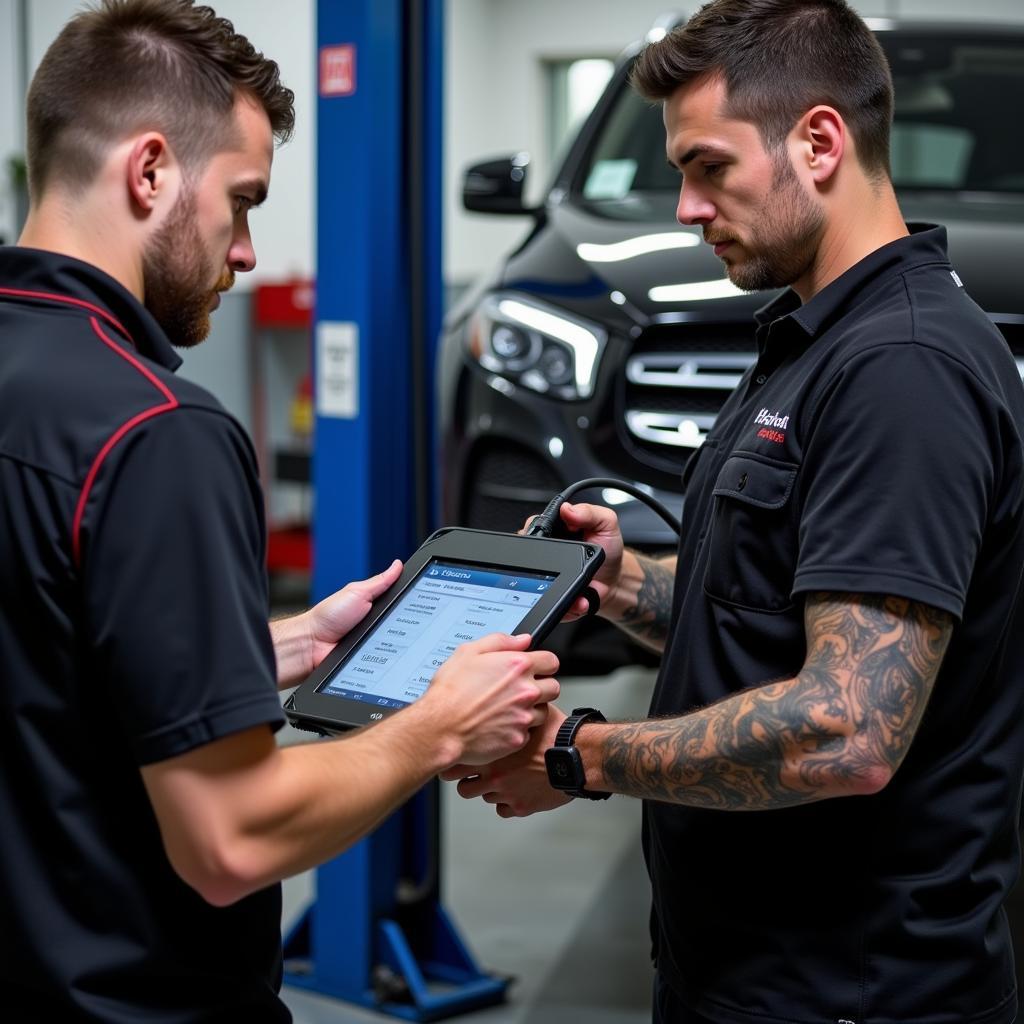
[437,17,1024,665]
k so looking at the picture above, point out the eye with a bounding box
[703,163,724,179]
[233,196,254,216]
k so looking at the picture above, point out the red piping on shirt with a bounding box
[0,286,134,346]
[72,317,179,567]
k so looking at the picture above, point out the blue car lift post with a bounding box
[282,1,510,1019]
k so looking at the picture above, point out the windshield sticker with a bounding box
[584,159,638,200]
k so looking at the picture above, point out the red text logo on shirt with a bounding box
[754,407,789,445]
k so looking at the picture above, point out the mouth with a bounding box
[711,240,733,257]
[210,291,223,311]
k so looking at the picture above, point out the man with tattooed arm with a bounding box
[443,2,1024,1023]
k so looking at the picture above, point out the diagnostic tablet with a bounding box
[283,527,604,735]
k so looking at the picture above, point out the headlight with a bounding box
[466,293,607,400]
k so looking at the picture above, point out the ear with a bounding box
[125,133,179,216]
[794,105,845,186]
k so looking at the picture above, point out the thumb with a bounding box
[461,631,532,655]
[352,558,402,599]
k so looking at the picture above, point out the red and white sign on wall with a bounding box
[320,45,356,97]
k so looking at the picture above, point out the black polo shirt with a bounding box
[0,248,288,1022]
[646,226,1024,1024]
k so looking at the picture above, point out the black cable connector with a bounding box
[524,476,682,539]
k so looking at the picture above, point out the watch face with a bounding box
[545,747,584,791]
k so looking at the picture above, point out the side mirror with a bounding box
[462,153,537,215]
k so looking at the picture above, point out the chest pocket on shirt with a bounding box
[703,453,799,612]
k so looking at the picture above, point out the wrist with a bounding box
[601,549,645,622]
[399,691,465,772]
[270,610,316,688]
[575,722,613,793]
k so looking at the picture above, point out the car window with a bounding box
[574,32,1024,200]
[580,83,678,198]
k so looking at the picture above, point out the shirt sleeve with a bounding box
[792,341,999,619]
[79,405,284,765]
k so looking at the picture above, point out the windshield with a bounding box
[576,31,1024,200]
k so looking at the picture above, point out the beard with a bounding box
[142,189,233,348]
[713,153,825,293]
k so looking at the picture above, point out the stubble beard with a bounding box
[142,189,232,348]
[721,153,826,293]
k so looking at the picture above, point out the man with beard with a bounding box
[445,2,1024,1023]
[0,2,561,1021]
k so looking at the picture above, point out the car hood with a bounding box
[499,191,1024,327]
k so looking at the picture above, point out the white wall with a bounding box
[0,0,23,245]
[18,0,313,288]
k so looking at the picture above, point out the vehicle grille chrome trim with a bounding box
[625,352,754,389]
[625,411,717,449]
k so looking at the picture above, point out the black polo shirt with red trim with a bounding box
[645,226,1024,1024]
[0,247,288,1022]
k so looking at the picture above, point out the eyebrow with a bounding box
[669,144,731,171]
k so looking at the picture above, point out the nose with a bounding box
[228,227,256,273]
[676,181,715,227]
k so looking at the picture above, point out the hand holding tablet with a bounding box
[284,528,603,735]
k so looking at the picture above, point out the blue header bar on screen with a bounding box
[422,561,554,594]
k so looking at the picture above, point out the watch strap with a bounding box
[552,707,611,800]
[554,706,606,747]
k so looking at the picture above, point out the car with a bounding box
[437,16,1024,671]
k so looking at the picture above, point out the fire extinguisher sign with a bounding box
[320,45,355,97]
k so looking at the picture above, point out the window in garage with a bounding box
[547,57,614,165]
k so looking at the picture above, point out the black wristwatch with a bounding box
[544,707,612,800]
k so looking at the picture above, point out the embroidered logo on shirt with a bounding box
[754,407,789,444]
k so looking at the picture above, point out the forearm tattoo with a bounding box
[602,593,953,809]
[618,554,676,651]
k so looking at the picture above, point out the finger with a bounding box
[518,515,539,537]
[561,501,618,534]
[457,775,492,799]
[462,631,532,655]
[496,803,519,819]
[526,704,549,729]
[533,677,561,704]
[439,765,475,782]
[523,649,559,677]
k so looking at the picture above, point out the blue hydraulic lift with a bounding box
[282,2,510,1019]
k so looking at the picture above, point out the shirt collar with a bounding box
[0,246,183,371]
[754,223,949,340]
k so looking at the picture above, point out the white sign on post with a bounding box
[316,321,359,419]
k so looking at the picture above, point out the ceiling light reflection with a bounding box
[648,278,747,303]
[602,488,635,506]
[578,232,699,264]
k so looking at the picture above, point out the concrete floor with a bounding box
[277,666,658,1024]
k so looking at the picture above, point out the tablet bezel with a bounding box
[283,528,603,734]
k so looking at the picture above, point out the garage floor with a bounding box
[277,665,1024,1024]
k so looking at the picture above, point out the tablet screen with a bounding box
[317,559,557,709]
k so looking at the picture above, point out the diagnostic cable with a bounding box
[525,476,682,540]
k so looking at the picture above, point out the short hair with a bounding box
[630,0,893,179]
[26,0,295,198]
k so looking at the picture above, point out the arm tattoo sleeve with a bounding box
[617,554,676,652]
[601,593,953,810]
